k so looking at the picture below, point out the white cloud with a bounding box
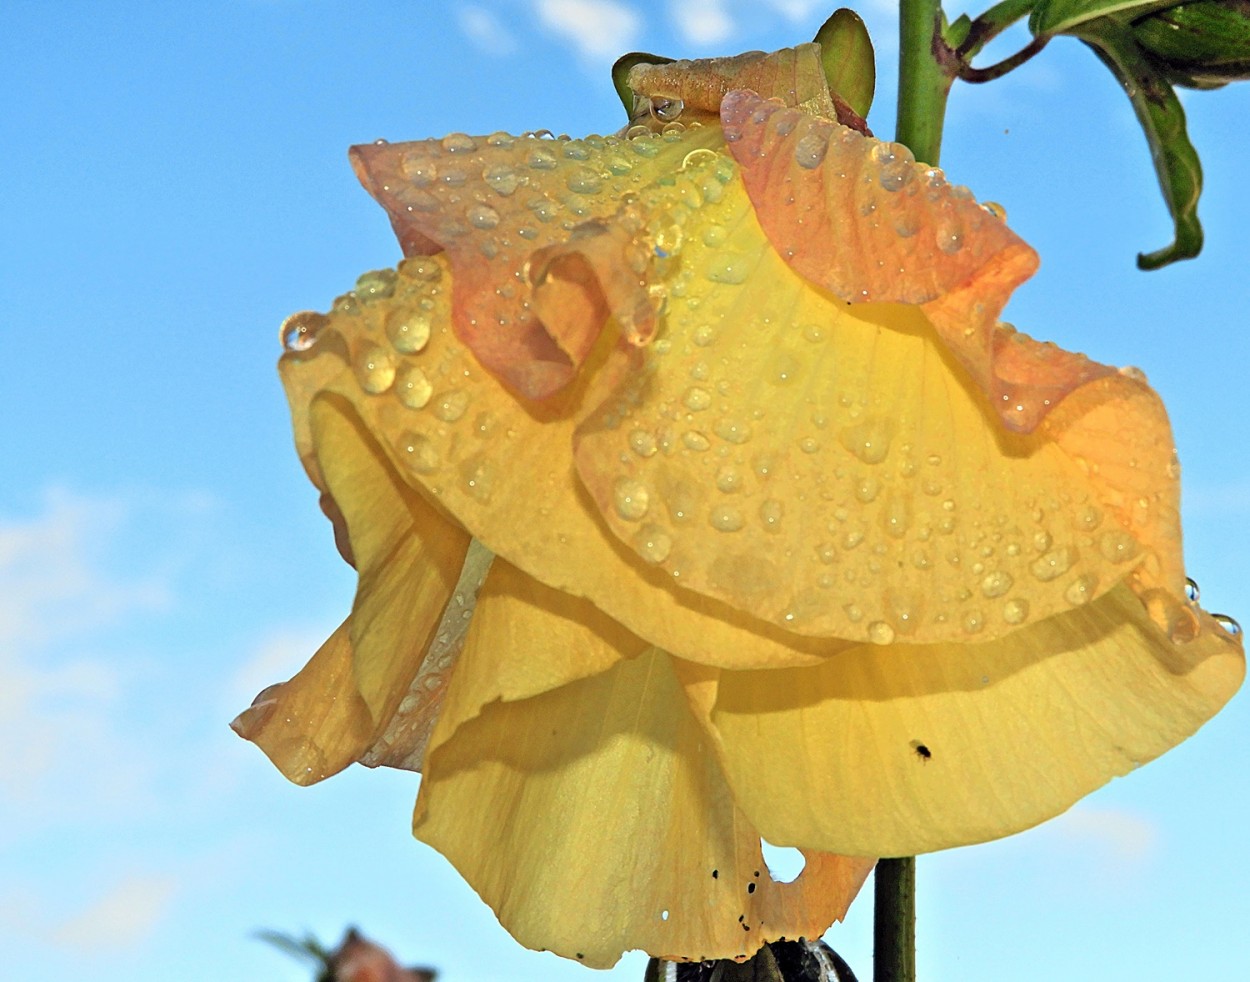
[226,624,333,714]
[52,873,178,951]
[458,4,518,54]
[672,0,735,45]
[1051,805,1159,864]
[535,0,640,61]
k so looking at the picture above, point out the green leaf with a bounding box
[812,8,876,118]
[1133,0,1250,84]
[611,51,674,116]
[1079,21,1205,267]
[1031,0,1181,36]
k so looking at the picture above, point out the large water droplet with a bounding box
[794,132,828,169]
[386,309,432,354]
[1030,546,1076,582]
[441,132,478,153]
[867,620,896,645]
[980,570,1014,598]
[840,417,894,465]
[566,166,603,194]
[483,164,520,196]
[759,498,784,532]
[715,466,743,494]
[280,310,328,351]
[613,478,650,521]
[649,95,684,121]
[395,364,433,409]
[629,429,658,458]
[705,254,751,285]
[1214,613,1243,637]
[683,386,712,411]
[709,505,745,532]
[1185,577,1200,603]
[528,147,558,170]
[401,154,437,186]
[433,390,469,422]
[714,418,752,445]
[397,431,440,474]
[356,268,397,301]
[355,345,396,394]
[1098,528,1140,564]
[1002,598,1030,625]
[467,204,501,229]
[635,523,672,563]
[1064,574,1097,606]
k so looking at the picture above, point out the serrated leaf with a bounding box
[812,8,876,118]
[1031,0,1182,36]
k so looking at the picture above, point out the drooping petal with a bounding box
[277,254,854,670]
[415,561,873,967]
[232,392,473,781]
[719,90,1115,433]
[692,584,1243,858]
[566,151,1185,644]
[349,125,720,399]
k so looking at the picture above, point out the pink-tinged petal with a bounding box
[720,90,1114,432]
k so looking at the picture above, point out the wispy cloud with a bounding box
[671,0,735,45]
[535,0,640,62]
[51,873,179,951]
[458,4,518,55]
[1050,804,1159,864]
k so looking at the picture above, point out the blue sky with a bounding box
[2,1,1247,980]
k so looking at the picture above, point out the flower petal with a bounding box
[415,564,872,967]
[278,255,854,670]
[695,584,1243,857]
[349,126,720,399]
[719,90,1114,433]
[569,156,1183,643]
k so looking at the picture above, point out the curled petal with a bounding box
[277,254,853,669]
[350,126,720,399]
[416,565,873,967]
[568,159,1184,643]
[692,584,1244,858]
[720,90,1112,432]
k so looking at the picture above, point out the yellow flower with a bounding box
[233,44,1243,968]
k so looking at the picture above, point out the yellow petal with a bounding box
[719,90,1116,434]
[349,126,720,399]
[416,567,872,966]
[278,251,852,670]
[695,584,1243,857]
[230,620,374,785]
[569,151,1185,644]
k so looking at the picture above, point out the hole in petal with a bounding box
[760,838,806,884]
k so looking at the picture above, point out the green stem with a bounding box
[896,0,954,164]
[957,0,1036,58]
[873,858,916,982]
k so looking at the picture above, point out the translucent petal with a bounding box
[570,167,1183,643]
[720,90,1114,433]
[278,256,852,670]
[697,584,1244,857]
[416,572,873,966]
[350,126,721,399]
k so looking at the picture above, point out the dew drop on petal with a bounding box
[759,498,783,532]
[1214,613,1243,637]
[433,390,469,422]
[963,609,985,634]
[396,431,440,474]
[794,131,828,169]
[634,523,672,563]
[1002,598,1030,624]
[395,364,433,409]
[613,478,650,521]
[1185,577,1200,603]
[1098,528,1141,564]
[355,345,396,394]
[441,132,478,153]
[356,268,397,301]
[709,505,745,532]
[1064,574,1098,607]
[386,310,432,354]
[1030,546,1075,582]
[467,204,501,229]
[980,570,1014,598]
[280,311,328,351]
[867,620,896,645]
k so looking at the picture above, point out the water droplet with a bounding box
[280,310,328,351]
[709,505,744,532]
[840,417,894,465]
[867,620,896,645]
[1185,577,1200,603]
[854,477,881,503]
[1003,598,1030,624]
[433,390,469,422]
[634,523,672,563]
[705,254,751,284]
[1098,529,1140,564]
[1077,505,1103,531]
[355,345,396,394]
[714,418,752,444]
[649,96,684,121]
[528,147,558,170]
[386,309,432,354]
[613,478,650,521]
[460,454,495,503]
[759,498,783,532]
[1030,546,1075,582]
[399,257,443,283]
[702,225,728,248]
[962,609,985,634]
[1214,613,1243,637]
[629,429,658,457]
[682,430,711,452]
[397,431,440,473]
[441,132,478,153]
[683,386,712,411]
[467,204,501,229]
[843,603,864,623]
[401,154,437,186]
[356,268,397,301]
[483,163,521,196]
[1064,574,1097,606]
[566,166,603,194]
[486,131,515,147]
[395,364,433,409]
[715,466,743,494]
[794,131,828,169]
[935,223,963,254]
[980,570,1014,598]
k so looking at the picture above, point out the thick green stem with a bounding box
[896,0,953,164]
[873,858,916,982]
